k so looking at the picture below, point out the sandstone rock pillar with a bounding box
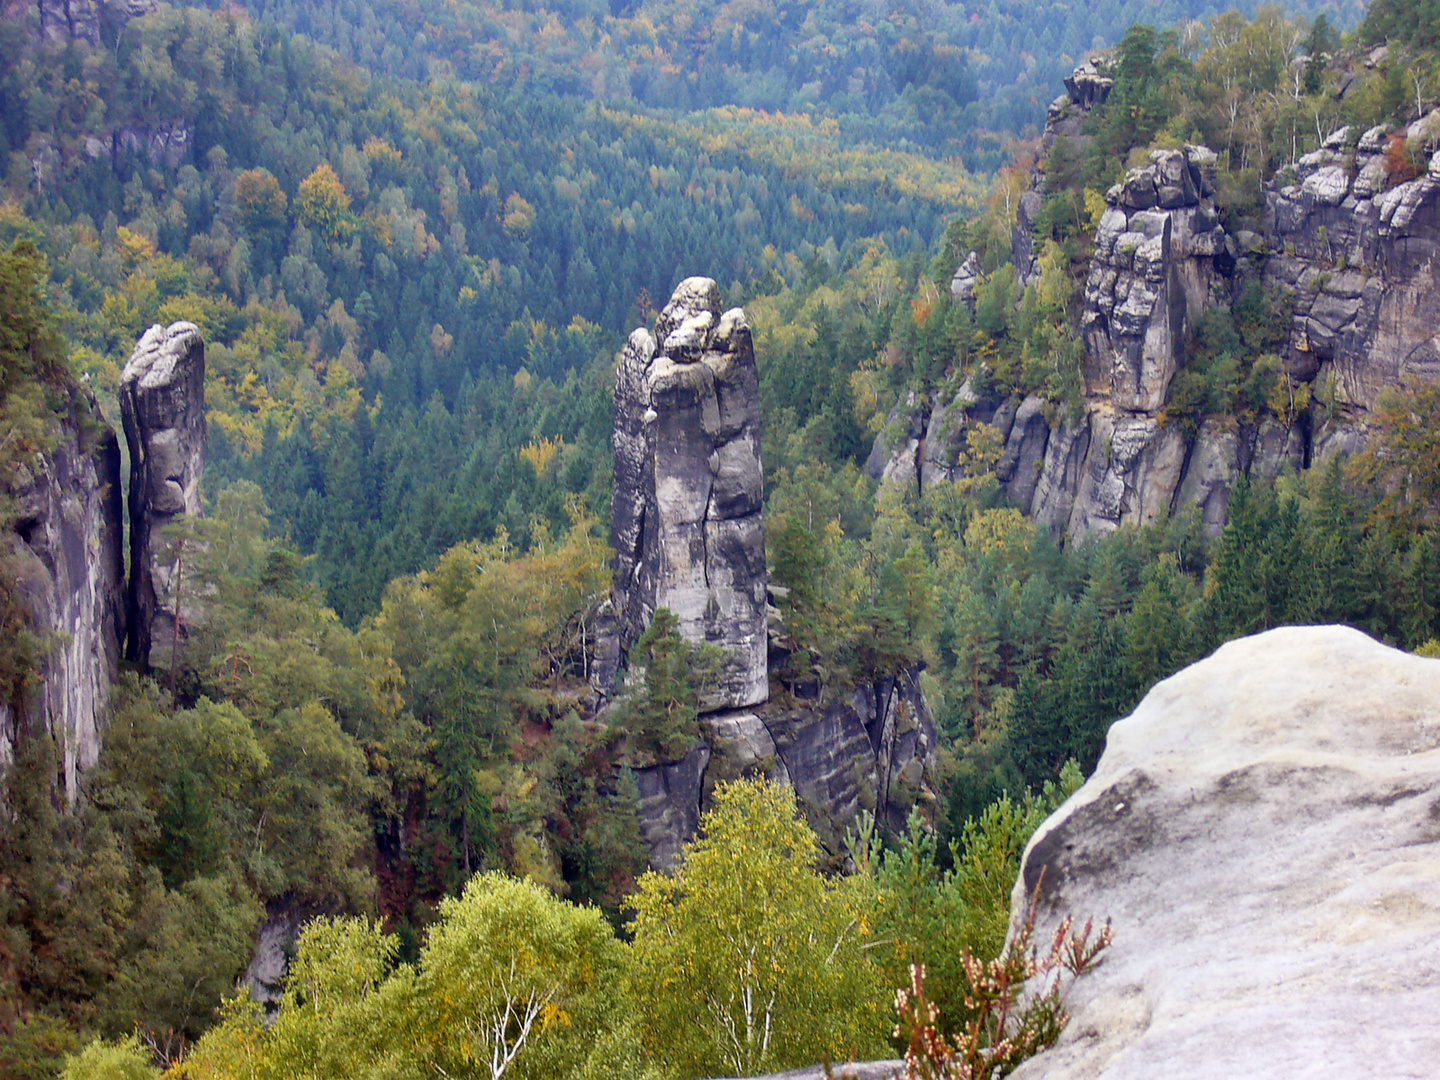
[120,321,205,671]
[612,278,767,710]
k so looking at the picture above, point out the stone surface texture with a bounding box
[612,278,768,710]
[870,58,1440,541]
[706,1063,904,1080]
[1009,626,1440,1080]
[120,321,207,671]
[0,385,124,804]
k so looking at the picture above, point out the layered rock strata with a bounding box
[120,321,207,671]
[1009,626,1440,1079]
[0,387,124,803]
[613,278,767,710]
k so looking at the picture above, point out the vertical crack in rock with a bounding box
[611,278,767,711]
[120,321,206,672]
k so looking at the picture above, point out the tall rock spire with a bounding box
[120,321,206,672]
[611,277,767,710]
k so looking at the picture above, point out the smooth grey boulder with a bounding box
[120,321,206,672]
[1010,626,1440,1080]
[612,279,767,711]
[0,385,124,803]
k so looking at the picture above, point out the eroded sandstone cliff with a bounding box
[894,64,1440,540]
[2,321,206,802]
[0,386,124,804]
[613,277,768,711]
[120,321,207,672]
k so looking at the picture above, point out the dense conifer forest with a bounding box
[3,0,1440,1074]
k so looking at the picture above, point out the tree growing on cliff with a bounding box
[617,607,723,760]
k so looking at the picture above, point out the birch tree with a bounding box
[629,778,889,1077]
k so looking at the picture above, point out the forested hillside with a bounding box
[3,0,1440,1075]
[192,0,1364,166]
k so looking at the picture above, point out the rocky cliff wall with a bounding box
[614,280,939,867]
[2,321,206,802]
[891,64,1440,540]
[1,0,156,47]
[634,669,941,869]
[1009,626,1440,1078]
[0,386,124,804]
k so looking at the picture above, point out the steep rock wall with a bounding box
[0,386,124,804]
[120,321,207,672]
[634,670,942,870]
[1,0,156,47]
[2,321,207,801]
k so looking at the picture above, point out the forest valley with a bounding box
[4,0,1440,1075]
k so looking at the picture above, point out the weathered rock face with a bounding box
[612,278,768,711]
[1083,147,1227,412]
[1009,626,1440,1080]
[1265,122,1440,417]
[0,387,124,804]
[1014,58,1113,284]
[120,321,206,671]
[634,668,941,869]
[872,60,1440,541]
[616,280,940,868]
[4,0,156,47]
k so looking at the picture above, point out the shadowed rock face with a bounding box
[0,387,124,803]
[1009,626,1440,1080]
[612,277,767,711]
[633,668,942,870]
[120,321,206,672]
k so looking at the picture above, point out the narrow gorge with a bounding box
[1,321,206,802]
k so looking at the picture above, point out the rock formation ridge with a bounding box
[0,386,124,804]
[892,62,1440,539]
[1,321,206,800]
[611,280,939,867]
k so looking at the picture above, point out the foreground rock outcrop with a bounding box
[0,386,124,803]
[1009,626,1440,1079]
[613,280,939,865]
[120,321,206,671]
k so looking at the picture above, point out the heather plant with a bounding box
[894,894,1112,1080]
